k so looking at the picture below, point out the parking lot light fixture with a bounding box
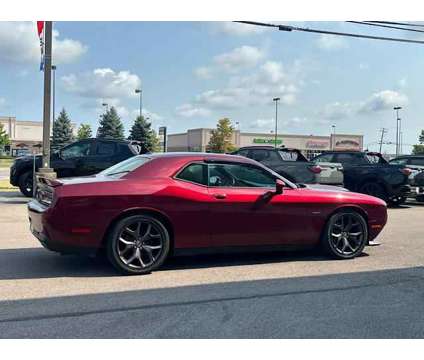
[273,97,280,148]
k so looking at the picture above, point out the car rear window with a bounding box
[100,155,150,177]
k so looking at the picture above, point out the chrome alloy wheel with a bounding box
[117,220,164,269]
[329,212,365,256]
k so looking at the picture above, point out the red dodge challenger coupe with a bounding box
[28,153,387,275]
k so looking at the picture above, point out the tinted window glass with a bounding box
[365,154,386,164]
[249,149,280,162]
[97,142,115,156]
[61,142,91,159]
[100,156,150,177]
[119,144,134,156]
[410,158,424,166]
[314,153,334,163]
[389,158,408,165]
[176,163,207,185]
[208,163,275,188]
[235,149,249,157]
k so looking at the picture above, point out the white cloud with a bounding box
[130,108,163,122]
[358,90,408,113]
[249,117,307,131]
[213,22,268,36]
[213,46,265,72]
[175,103,211,118]
[320,102,353,120]
[194,66,213,79]
[0,22,87,65]
[62,68,141,99]
[319,90,409,122]
[316,34,348,50]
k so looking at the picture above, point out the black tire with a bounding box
[18,170,34,197]
[359,181,387,201]
[416,195,424,203]
[321,210,368,259]
[387,196,407,207]
[106,214,170,275]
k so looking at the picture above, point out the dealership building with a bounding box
[0,116,76,156]
[167,128,363,159]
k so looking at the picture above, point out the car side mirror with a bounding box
[275,179,285,195]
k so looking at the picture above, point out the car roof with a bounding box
[146,152,252,163]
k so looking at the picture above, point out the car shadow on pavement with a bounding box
[0,266,423,338]
[0,246,369,280]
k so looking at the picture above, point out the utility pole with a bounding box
[394,106,402,156]
[378,128,388,153]
[38,21,55,178]
[273,97,280,148]
[331,125,336,150]
[52,65,56,123]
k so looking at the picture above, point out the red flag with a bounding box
[37,21,44,37]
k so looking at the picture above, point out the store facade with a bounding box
[167,128,363,159]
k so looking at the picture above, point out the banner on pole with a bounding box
[37,21,45,71]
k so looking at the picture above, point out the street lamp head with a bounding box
[273,97,281,102]
[51,65,56,70]
[102,103,108,107]
[135,89,141,94]
[394,106,402,110]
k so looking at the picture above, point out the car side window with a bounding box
[96,141,116,156]
[208,163,276,188]
[314,153,334,163]
[410,158,424,166]
[389,158,407,165]
[61,142,91,159]
[235,149,249,157]
[176,163,207,186]
[248,149,269,162]
[334,153,355,164]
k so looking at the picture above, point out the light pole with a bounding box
[52,65,56,123]
[273,97,280,148]
[331,125,336,149]
[135,88,142,118]
[394,106,402,156]
[102,103,109,112]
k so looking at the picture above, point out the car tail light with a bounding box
[308,165,322,174]
[36,185,54,207]
[401,168,412,176]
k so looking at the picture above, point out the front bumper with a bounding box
[389,184,411,199]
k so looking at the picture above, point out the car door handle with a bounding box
[213,193,227,199]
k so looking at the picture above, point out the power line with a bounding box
[368,21,424,28]
[235,21,424,45]
[347,21,424,34]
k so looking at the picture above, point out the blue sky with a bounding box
[0,21,422,153]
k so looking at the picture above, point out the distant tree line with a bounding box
[50,106,160,152]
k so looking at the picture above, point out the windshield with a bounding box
[100,155,151,177]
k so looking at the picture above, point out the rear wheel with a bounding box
[106,215,170,275]
[322,210,368,259]
[359,182,387,201]
[18,170,34,197]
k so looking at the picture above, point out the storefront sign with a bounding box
[335,138,360,150]
[253,138,283,145]
[306,140,329,149]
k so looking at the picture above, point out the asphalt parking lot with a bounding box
[0,191,423,338]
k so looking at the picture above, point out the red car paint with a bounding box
[28,153,387,254]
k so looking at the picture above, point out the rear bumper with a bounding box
[28,200,97,255]
[388,184,411,198]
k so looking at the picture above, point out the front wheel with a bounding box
[106,215,170,275]
[359,182,387,201]
[322,210,368,259]
[18,170,34,197]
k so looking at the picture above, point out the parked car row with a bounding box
[233,146,412,206]
[389,155,424,202]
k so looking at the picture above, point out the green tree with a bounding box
[128,115,159,153]
[51,108,75,151]
[77,123,92,140]
[0,122,10,149]
[412,129,424,155]
[207,117,236,153]
[97,106,125,140]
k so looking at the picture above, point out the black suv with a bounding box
[313,151,411,205]
[231,146,323,184]
[10,138,141,197]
